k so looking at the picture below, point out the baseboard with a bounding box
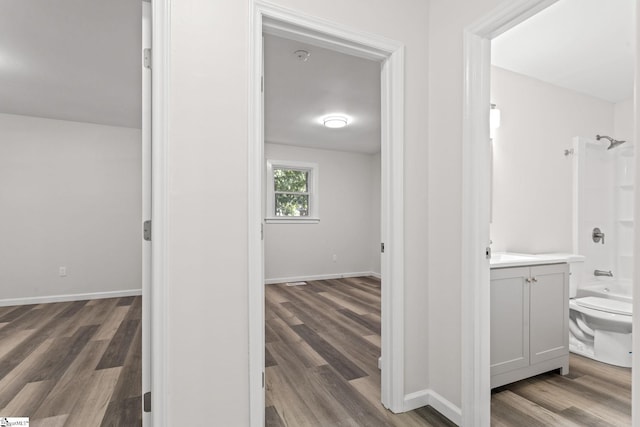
[0,289,142,307]
[404,389,461,426]
[370,271,381,279]
[265,271,379,285]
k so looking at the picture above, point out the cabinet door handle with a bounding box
[525,278,532,283]
[532,277,537,283]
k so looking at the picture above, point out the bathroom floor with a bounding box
[492,353,631,426]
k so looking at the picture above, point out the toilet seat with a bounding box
[574,296,632,316]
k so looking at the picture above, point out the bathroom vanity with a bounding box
[490,253,570,388]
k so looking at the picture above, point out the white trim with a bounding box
[0,289,142,307]
[370,271,382,279]
[404,389,462,426]
[380,41,405,413]
[249,1,406,424]
[150,0,171,426]
[141,3,152,426]
[461,1,559,426]
[632,0,640,421]
[264,271,380,285]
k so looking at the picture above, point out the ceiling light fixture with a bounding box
[322,115,348,129]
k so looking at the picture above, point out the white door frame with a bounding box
[461,1,561,425]
[149,0,170,426]
[249,1,406,425]
[461,1,640,425]
[141,1,152,426]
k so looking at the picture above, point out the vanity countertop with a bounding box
[490,252,585,269]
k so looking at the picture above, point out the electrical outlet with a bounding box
[59,266,67,277]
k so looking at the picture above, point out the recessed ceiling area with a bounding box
[264,34,381,154]
[492,0,634,103]
[0,0,141,128]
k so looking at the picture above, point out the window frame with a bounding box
[266,159,319,223]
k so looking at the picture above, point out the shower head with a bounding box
[596,135,626,150]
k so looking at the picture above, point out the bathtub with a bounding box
[576,280,632,304]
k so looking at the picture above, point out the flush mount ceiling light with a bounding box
[322,115,348,129]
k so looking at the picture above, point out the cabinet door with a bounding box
[490,267,530,376]
[529,263,569,364]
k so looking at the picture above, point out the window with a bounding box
[266,160,319,223]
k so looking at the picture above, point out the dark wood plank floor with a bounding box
[0,296,142,426]
[265,277,456,427]
[266,277,632,427]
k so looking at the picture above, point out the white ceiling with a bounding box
[0,0,141,128]
[264,34,381,154]
[492,0,634,103]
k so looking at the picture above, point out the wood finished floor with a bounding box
[265,277,456,427]
[266,277,632,427]
[492,353,631,426]
[0,296,142,426]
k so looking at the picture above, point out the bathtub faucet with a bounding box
[594,269,613,277]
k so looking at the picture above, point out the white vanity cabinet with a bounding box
[490,263,569,388]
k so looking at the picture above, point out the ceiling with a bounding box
[0,0,141,128]
[492,0,634,103]
[264,34,381,154]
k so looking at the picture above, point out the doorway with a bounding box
[462,0,638,424]
[0,1,152,424]
[248,1,406,425]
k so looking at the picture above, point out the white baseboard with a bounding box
[404,389,461,426]
[265,271,379,285]
[370,271,382,279]
[0,289,142,307]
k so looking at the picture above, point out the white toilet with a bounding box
[567,257,632,368]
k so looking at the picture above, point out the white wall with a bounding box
[427,0,505,411]
[264,143,379,282]
[167,0,429,424]
[0,113,141,302]
[490,66,615,253]
[615,98,634,142]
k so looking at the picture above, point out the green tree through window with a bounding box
[273,168,309,216]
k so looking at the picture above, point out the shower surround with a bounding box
[573,136,635,299]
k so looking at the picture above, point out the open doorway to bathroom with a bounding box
[488,0,634,423]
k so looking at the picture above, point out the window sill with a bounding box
[265,217,320,224]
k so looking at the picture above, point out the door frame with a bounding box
[248,1,406,425]
[148,0,170,425]
[461,0,640,425]
[461,1,560,424]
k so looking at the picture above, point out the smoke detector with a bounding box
[293,50,311,62]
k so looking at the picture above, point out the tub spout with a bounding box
[594,269,613,277]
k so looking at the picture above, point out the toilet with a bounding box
[566,256,632,368]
